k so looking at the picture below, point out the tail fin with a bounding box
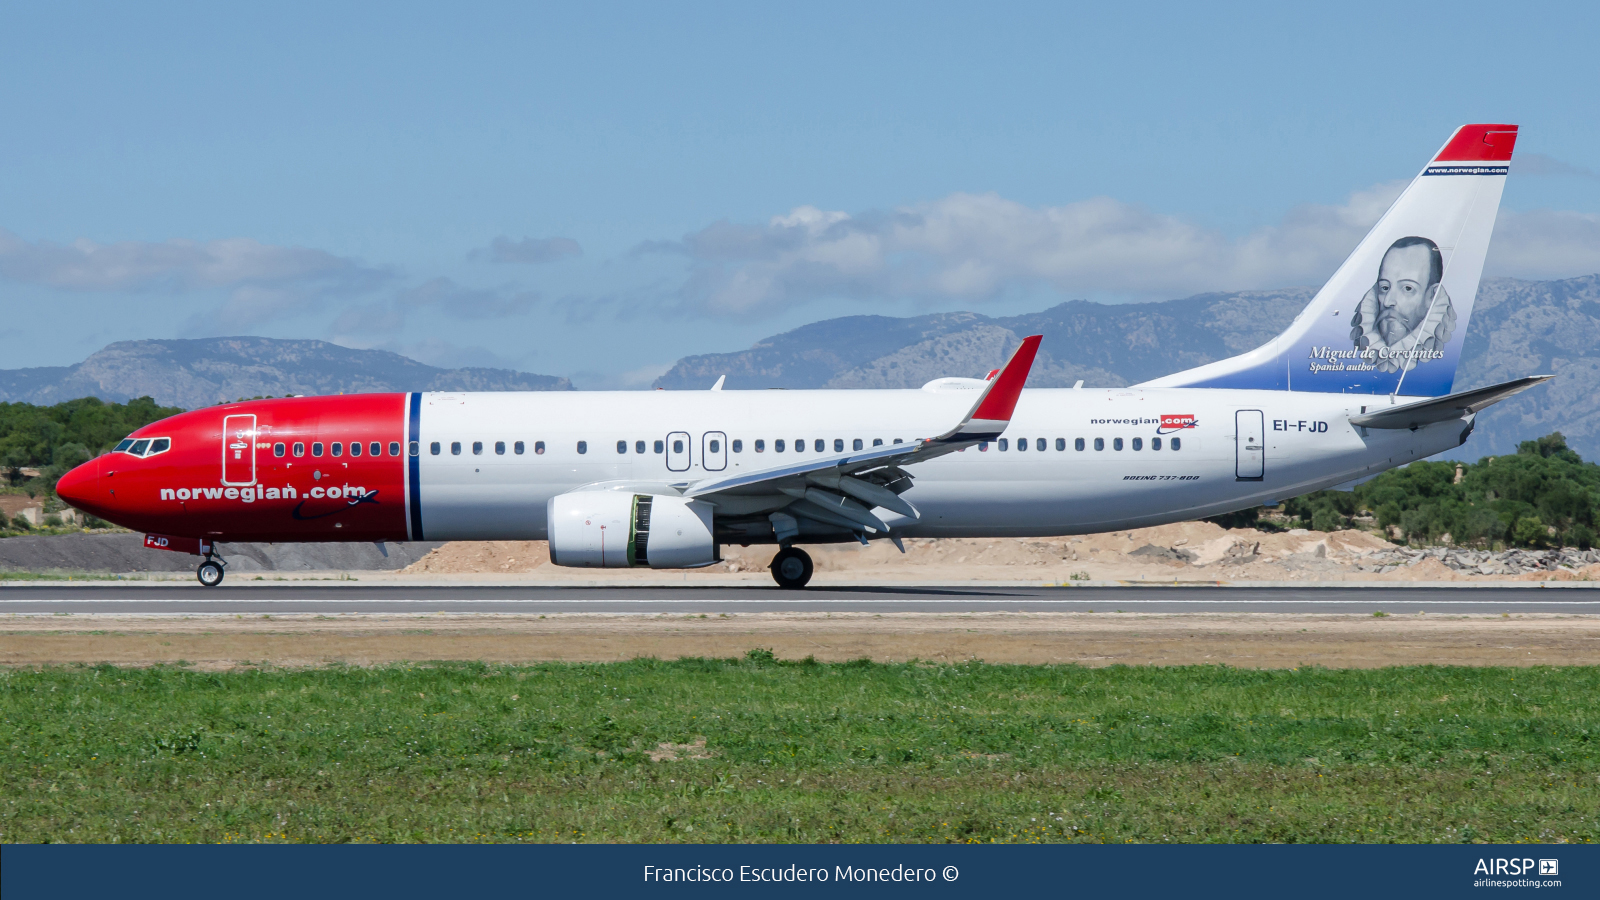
[1141,124,1517,397]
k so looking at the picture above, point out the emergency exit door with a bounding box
[1235,409,1264,481]
[222,414,257,485]
[666,431,691,472]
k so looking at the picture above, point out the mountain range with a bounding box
[0,337,571,408]
[6,275,1597,461]
[656,275,1600,461]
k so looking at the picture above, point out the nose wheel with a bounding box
[197,555,225,587]
[769,547,813,589]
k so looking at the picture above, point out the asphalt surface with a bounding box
[2,583,1598,614]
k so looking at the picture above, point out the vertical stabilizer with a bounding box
[1140,124,1517,397]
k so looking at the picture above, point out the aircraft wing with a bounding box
[680,335,1042,537]
[1349,375,1553,430]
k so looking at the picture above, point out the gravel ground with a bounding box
[0,533,443,573]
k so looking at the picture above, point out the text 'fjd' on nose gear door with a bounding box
[702,432,727,472]
[666,431,691,472]
[1235,409,1264,481]
[222,414,257,486]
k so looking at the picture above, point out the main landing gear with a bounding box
[197,552,226,587]
[769,547,813,589]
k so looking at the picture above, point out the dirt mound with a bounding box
[401,541,549,574]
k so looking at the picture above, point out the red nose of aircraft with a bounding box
[55,457,107,520]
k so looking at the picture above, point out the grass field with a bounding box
[1,655,1595,843]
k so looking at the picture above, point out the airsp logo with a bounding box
[1539,859,1559,877]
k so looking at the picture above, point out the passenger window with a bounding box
[1093,438,1104,451]
[1056,438,1066,451]
[979,441,989,452]
[390,442,401,456]
[755,439,765,452]
[349,442,362,457]
[409,441,420,457]
[833,439,843,452]
[636,441,646,454]
[794,439,804,453]
[293,442,305,457]
[873,438,882,446]
[653,440,664,454]
[1114,438,1124,451]
[814,439,824,452]
[577,441,588,454]
[535,441,545,455]
[148,438,170,455]
[709,439,721,453]
[617,440,627,454]
[673,439,684,453]
[1152,437,1162,451]
[450,442,461,455]
[372,442,382,456]
[1171,437,1182,451]
[1132,437,1143,451]
[732,439,742,453]
[430,442,440,455]
[114,439,134,452]
[514,441,525,455]
[775,439,785,452]
[893,438,902,444]
[473,441,483,455]
[331,442,343,457]
[130,439,151,455]
[274,442,286,457]
[1017,437,1027,452]
[852,439,863,451]
[1037,438,1046,451]
[496,441,506,455]
[1075,438,1085,451]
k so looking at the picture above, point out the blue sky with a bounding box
[2,2,1597,387]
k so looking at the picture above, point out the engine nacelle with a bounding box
[546,491,719,569]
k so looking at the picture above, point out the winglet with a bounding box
[936,334,1041,442]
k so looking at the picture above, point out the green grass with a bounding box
[0,570,124,581]
[1,656,1596,843]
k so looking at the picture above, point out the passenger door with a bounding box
[666,431,691,472]
[222,414,257,486]
[702,431,727,472]
[1235,409,1264,481]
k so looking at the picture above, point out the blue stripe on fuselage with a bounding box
[407,392,424,540]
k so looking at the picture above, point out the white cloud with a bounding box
[1485,209,1600,280]
[1515,153,1598,179]
[647,182,1600,316]
[479,236,583,264]
[0,228,387,294]
[330,277,538,340]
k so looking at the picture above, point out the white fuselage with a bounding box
[410,385,1464,542]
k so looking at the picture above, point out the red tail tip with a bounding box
[1434,124,1518,163]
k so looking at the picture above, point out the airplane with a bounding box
[56,123,1547,589]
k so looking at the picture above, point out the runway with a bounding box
[2,583,1598,615]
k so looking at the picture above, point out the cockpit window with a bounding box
[114,439,134,452]
[146,438,171,455]
[129,439,151,455]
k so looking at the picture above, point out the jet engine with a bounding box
[546,491,719,569]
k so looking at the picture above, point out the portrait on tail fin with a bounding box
[1349,236,1456,374]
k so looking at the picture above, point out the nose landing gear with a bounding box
[769,547,813,589]
[197,552,226,587]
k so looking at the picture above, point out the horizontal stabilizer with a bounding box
[1349,375,1552,430]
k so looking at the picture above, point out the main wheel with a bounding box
[197,560,224,587]
[769,547,813,589]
